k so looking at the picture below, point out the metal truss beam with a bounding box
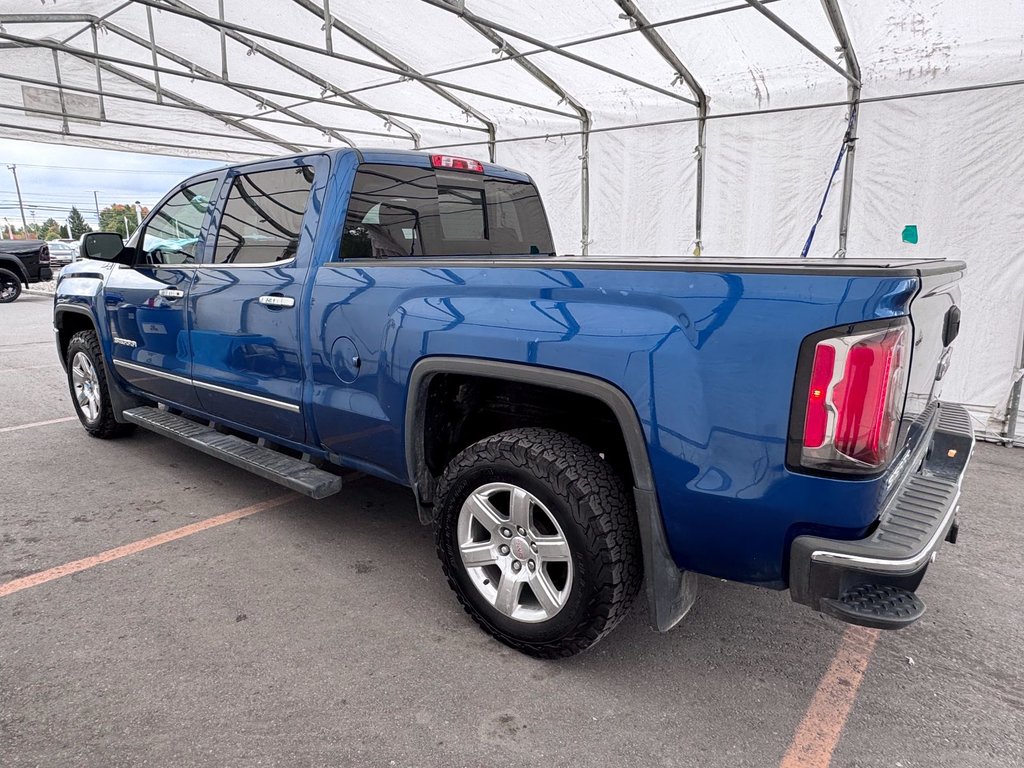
[461,20,592,253]
[820,0,862,257]
[613,0,707,254]
[78,54,306,153]
[0,119,272,159]
[343,0,782,102]
[0,71,412,142]
[125,0,577,124]
[161,0,421,147]
[0,30,478,136]
[420,0,699,107]
[288,0,490,158]
[97,21,355,148]
[745,0,860,87]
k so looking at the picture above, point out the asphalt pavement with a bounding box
[1,293,1021,767]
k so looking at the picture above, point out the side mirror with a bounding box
[80,232,125,261]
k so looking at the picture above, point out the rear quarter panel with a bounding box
[310,261,920,586]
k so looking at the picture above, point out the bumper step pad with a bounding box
[123,406,343,499]
[821,584,925,630]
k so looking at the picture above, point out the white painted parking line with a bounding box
[0,416,77,433]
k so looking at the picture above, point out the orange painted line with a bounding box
[0,494,295,598]
[780,626,881,768]
[0,416,78,434]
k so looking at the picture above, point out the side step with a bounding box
[123,406,343,500]
[821,584,925,630]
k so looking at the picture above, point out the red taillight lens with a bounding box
[803,343,835,449]
[798,321,909,472]
[430,154,484,173]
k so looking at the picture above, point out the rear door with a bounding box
[188,156,327,444]
[106,175,220,409]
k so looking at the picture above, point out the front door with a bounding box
[106,176,220,410]
[188,157,326,444]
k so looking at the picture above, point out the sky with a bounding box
[0,138,222,231]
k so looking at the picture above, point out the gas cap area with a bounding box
[330,336,361,383]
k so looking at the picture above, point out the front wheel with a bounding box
[435,428,642,658]
[65,330,135,438]
[0,268,22,303]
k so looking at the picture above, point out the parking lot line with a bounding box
[779,626,881,768]
[0,493,297,598]
[0,416,77,433]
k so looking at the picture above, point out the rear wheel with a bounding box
[435,428,642,658]
[0,268,22,303]
[65,330,135,438]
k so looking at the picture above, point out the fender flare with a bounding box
[54,303,146,423]
[0,255,30,286]
[404,355,696,632]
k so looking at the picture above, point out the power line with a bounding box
[0,162,214,175]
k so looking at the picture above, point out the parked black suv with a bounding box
[0,240,53,303]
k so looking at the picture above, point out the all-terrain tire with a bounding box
[0,268,22,303]
[65,330,135,439]
[435,428,642,658]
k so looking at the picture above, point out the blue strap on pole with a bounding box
[800,106,857,258]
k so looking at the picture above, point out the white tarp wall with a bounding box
[1,0,1021,441]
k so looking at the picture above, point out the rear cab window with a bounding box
[340,163,554,259]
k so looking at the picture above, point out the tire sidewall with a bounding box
[439,454,601,646]
[66,336,105,429]
[0,269,22,303]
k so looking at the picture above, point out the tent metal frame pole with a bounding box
[745,0,859,87]
[94,23,355,148]
[83,55,306,152]
[345,0,782,101]
[0,71,409,141]
[613,0,707,255]
[144,5,163,103]
[1004,302,1024,445]
[217,0,228,79]
[321,0,333,53]
[287,0,494,160]
[50,49,70,135]
[157,0,421,148]
[0,119,274,159]
[421,0,698,107]
[89,23,106,119]
[820,0,862,258]
[459,19,592,253]
[0,31,471,136]
[124,0,577,124]
[3,101,336,150]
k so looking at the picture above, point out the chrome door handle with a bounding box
[158,288,184,300]
[258,295,295,308]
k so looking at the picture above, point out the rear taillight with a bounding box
[39,245,50,264]
[795,319,910,473]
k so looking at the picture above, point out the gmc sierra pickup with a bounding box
[53,148,974,657]
[1,239,52,302]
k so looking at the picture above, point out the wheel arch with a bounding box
[0,255,30,286]
[404,356,694,633]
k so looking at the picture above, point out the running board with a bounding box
[123,406,343,499]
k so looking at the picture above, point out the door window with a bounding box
[139,179,217,265]
[212,166,316,265]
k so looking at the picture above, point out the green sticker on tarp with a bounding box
[902,225,918,244]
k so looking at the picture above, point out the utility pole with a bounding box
[92,190,101,228]
[6,164,29,238]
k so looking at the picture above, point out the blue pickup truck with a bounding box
[54,148,974,657]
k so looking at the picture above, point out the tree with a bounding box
[98,203,149,238]
[39,218,65,241]
[68,207,92,239]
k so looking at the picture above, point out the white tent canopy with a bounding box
[1,0,1021,442]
